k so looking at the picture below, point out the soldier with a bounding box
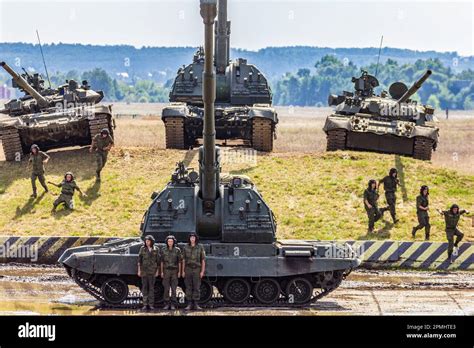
[137,235,161,310]
[182,233,206,310]
[89,128,114,181]
[28,144,50,198]
[48,172,85,212]
[437,205,470,263]
[364,179,382,233]
[412,185,431,240]
[379,168,400,224]
[161,235,183,310]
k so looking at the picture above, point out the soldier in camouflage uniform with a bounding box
[48,172,85,211]
[89,128,114,181]
[183,233,206,310]
[364,179,382,233]
[138,235,161,310]
[412,185,431,240]
[161,235,183,310]
[379,168,400,224]
[437,205,470,263]
[28,144,50,198]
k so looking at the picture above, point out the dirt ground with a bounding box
[0,264,472,316]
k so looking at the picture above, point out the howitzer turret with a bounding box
[1,61,49,108]
[398,69,432,103]
[323,69,439,160]
[58,0,359,308]
[163,0,278,152]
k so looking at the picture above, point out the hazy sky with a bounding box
[0,0,472,56]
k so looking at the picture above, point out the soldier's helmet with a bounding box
[450,204,459,213]
[30,144,40,153]
[64,171,74,180]
[144,235,155,245]
[420,185,429,195]
[165,235,177,247]
[368,179,377,189]
[188,232,199,244]
[100,128,110,136]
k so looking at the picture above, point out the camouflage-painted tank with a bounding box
[59,0,360,308]
[0,61,114,161]
[162,0,278,152]
[323,70,439,160]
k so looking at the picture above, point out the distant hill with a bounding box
[0,43,472,84]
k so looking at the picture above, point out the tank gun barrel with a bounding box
[398,70,432,103]
[200,0,219,206]
[215,0,230,74]
[0,61,49,108]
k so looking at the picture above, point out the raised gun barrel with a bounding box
[199,0,219,211]
[215,0,230,74]
[0,61,49,108]
[398,70,432,103]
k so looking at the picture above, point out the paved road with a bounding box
[0,264,472,316]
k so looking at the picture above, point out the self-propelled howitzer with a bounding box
[162,0,278,152]
[323,70,439,160]
[0,61,114,161]
[59,0,360,308]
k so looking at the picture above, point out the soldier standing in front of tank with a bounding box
[48,172,86,211]
[364,179,382,233]
[437,205,470,263]
[28,144,50,198]
[89,128,114,182]
[379,168,400,224]
[161,235,183,310]
[412,185,431,240]
[183,233,206,310]
[138,235,161,310]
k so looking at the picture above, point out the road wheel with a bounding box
[101,278,129,304]
[223,278,251,304]
[285,277,313,304]
[254,278,281,304]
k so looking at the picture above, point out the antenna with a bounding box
[36,29,51,88]
[375,35,384,78]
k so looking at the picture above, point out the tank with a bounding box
[59,0,360,308]
[162,0,278,152]
[323,70,439,160]
[0,61,114,161]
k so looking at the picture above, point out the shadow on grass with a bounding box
[52,207,74,219]
[13,191,48,220]
[81,180,102,206]
[0,146,97,195]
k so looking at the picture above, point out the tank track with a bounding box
[71,269,346,310]
[0,126,23,161]
[89,113,113,140]
[326,129,347,151]
[164,117,187,149]
[251,118,274,152]
[413,137,434,161]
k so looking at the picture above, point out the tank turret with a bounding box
[1,61,49,108]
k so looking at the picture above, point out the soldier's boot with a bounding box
[170,302,176,310]
[163,301,171,310]
[425,226,431,241]
[184,301,193,310]
[193,301,202,311]
[31,192,37,199]
[141,304,148,311]
[149,304,155,310]
[411,227,416,238]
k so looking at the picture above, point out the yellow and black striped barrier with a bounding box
[0,236,472,270]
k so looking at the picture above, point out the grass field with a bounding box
[0,104,473,241]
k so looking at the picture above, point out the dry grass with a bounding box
[0,103,473,241]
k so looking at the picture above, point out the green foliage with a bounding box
[273,55,474,109]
